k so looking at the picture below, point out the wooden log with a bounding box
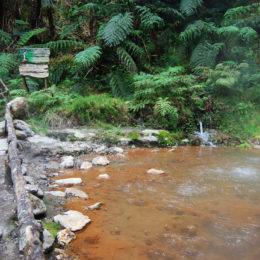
[19,64,49,78]
[5,103,44,260]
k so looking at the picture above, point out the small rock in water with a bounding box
[254,145,260,150]
[60,156,74,168]
[54,210,91,231]
[57,229,76,247]
[88,202,102,210]
[48,184,59,189]
[107,147,124,154]
[151,149,159,153]
[80,161,92,170]
[92,156,110,166]
[168,148,176,152]
[65,188,88,199]
[43,229,55,252]
[147,168,165,175]
[55,178,82,185]
[97,173,110,179]
[30,194,47,216]
[45,191,65,197]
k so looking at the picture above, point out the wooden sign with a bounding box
[18,48,50,78]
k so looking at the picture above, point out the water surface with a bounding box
[62,147,260,260]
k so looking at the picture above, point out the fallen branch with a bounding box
[5,102,44,260]
[0,78,10,102]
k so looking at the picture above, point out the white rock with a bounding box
[97,173,110,179]
[80,161,92,170]
[54,210,91,231]
[147,168,165,175]
[30,194,47,216]
[65,188,88,199]
[43,229,55,252]
[88,202,102,210]
[57,229,76,246]
[16,129,27,140]
[142,129,160,135]
[45,191,65,197]
[119,137,131,145]
[13,119,34,137]
[92,156,110,166]
[94,145,107,153]
[138,136,158,143]
[0,138,8,152]
[10,97,29,119]
[60,156,74,168]
[107,147,124,154]
[55,178,82,185]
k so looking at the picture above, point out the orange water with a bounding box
[60,147,260,260]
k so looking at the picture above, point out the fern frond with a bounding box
[0,30,12,46]
[180,0,203,16]
[136,6,164,30]
[41,0,53,8]
[157,7,184,19]
[101,13,133,47]
[109,73,131,98]
[154,97,174,117]
[180,20,216,42]
[0,53,18,77]
[216,26,240,37]
[116,47,137,73]
[74,46,102,67]
[124,41,145,60]
[46,40,85,51]
[239,27,258,43]
[190,42,224,70]
[17,28,47,47]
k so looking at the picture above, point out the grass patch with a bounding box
[43,221,63,238]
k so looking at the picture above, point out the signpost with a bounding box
[18,48,50,91]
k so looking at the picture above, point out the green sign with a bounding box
[18,48,50,64]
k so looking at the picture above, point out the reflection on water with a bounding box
[64,147,260,260]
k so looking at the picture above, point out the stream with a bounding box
[59,147,260,260]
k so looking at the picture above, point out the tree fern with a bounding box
[180,20,216,42]
[239,27,258,44]
[109,72,131,98]
[74,46,102,67]
[17,28,47,47]
[46,40,85,51]
[190,42,224,70]
[157,7,184,19]
[0,30,12,47]
[124,41,145,60]
[180,0,203,16]
[116,47,137,73]
[154,97,177,117]
[0,53,18,77]
[216,26,240,37]
[136,6,164,30]
[101,13,133,47]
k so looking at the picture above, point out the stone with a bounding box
[88,202,102,210]
[9,97,29,119]
[254,145,260,150]
[0,121,5,137]
[48,184,59,189]
[24,175,34,184]
[26,184,44,198]
[97,173,110,179]
[60,156,74,168]
[21,165,27,175]
[16,130,27,140]
[92,156,110,166]
[147,168,165,175]
[57,229,76,247]
[53,248,73,260]
[30,194,47,216]
[119,137,131,146]
[39,174,47,180]
[55,178,82,185]
[0,138,8,153]
[138,136,158,143]
[13,119,34,137]
[54,210,91,231]
[142,129,160,135]
[107,147,124,154]
[65,188,88,199]
[80,161,92,170]
[43,229,55,252]
[168,148,176,152]
[94,145,107,153]
[45,191,65,197]
[151,149,159,153]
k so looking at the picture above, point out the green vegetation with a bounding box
[0,0,259,143]
[42,221,62,238]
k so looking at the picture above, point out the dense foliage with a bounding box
[0,0,259,141]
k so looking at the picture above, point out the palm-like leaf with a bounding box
[101,13,133,47]
[116,47,137,73]
[180,0,203,16]
[74,46,102,67]
[17,28,47,47]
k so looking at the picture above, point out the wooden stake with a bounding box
[44,78,48,89]
[22,76,29,92]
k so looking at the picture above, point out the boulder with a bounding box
[97,173,110,179]
[57,229,76,247]
[55,178,82,185]
[80,161,92,170]
[26,184,44,198]
[0,121,5,137]
[147,168,165,175]
[16,130,27,140]
[92,156,110,166]
[60,156,74,168]
[13,119,34,137]
[138,136,158,143]
[54,210,91,231]
[45,191,65,197]
[119,137,131,146]
[43,229,55,252]
[9,97,29,119]
[107,147,124,154]
[65,188,88,199]
[0,138,8,153]
[30,194,47,216]
[142,129,160,135]
[94,145,107,154]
